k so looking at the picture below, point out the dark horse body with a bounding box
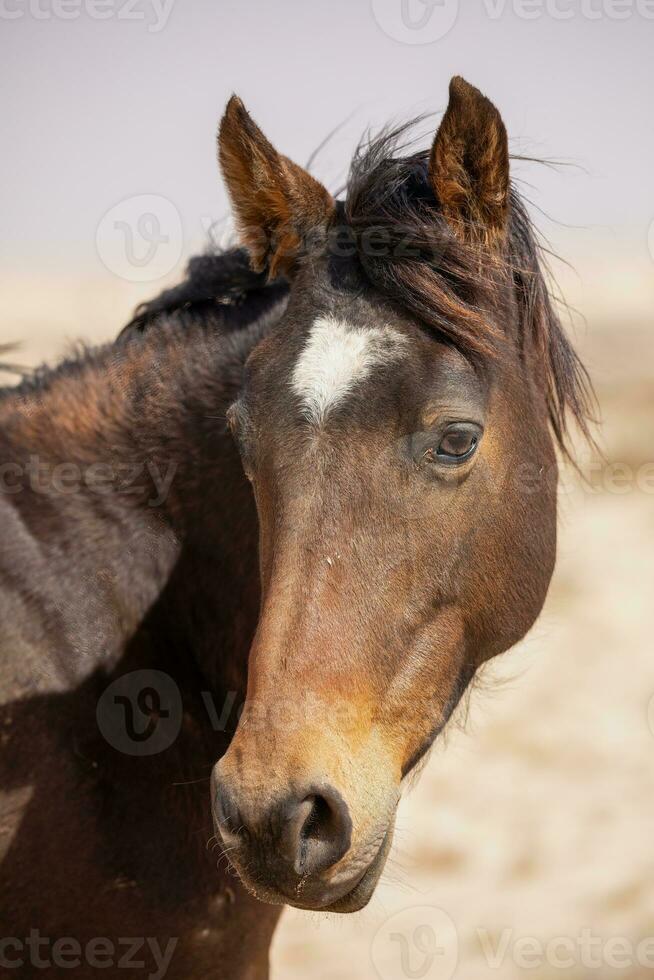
[0,257,288,978]
[1,78,591,978]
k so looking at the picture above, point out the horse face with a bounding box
[212,78,564,912]
[212,271,557,912]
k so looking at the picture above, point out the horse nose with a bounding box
[214,780,352,877]
[279,786,352,876]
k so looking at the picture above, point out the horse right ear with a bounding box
[218,96,335,279]
[429,76,510,247]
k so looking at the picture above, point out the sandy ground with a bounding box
[1,286,652,980]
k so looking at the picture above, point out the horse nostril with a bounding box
[283,786,352,877]
[214,776,353,881]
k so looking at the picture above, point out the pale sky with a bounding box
[1,0,652,353]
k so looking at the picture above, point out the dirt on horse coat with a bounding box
[0,77,591,978]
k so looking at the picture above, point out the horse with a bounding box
[0,76,592,978]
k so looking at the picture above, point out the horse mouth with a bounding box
[289,825,394,914]
[232,825,394,914]
[322,826,393,913]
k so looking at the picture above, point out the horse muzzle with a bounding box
[211,765,396,912]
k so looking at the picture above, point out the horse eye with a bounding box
[432,423,481,463]
[438,429,476,458]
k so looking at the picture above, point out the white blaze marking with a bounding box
[290,315,408,423]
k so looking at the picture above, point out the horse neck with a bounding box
[0,323,260,692]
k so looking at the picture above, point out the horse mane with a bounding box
[343,121,595,456]
[118,247,289,341]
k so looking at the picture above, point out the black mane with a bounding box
[343,122,595,453]
[118,247,289,341]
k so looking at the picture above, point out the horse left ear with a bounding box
[218,95,335,278]
[429,76,510,247]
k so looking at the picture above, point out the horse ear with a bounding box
[218,96,335,278]
[429,76,509,247]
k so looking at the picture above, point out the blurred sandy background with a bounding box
[1,2,653,978]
